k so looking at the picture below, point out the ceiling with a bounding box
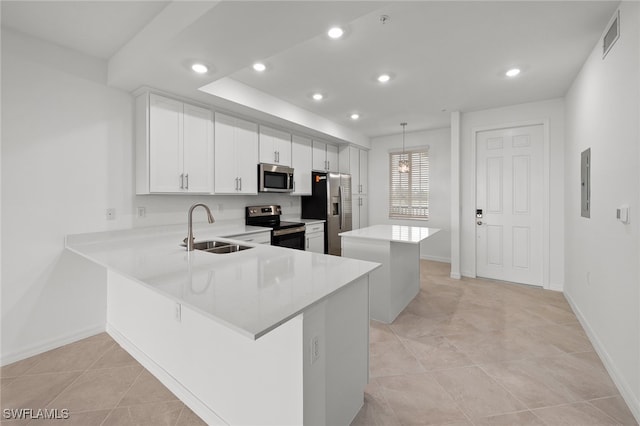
[1,1,619,141]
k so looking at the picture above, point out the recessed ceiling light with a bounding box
[327,27,344,39]
[350,113,360,120]
[253,62,266,72]
[506,68,521,77]
[377,74,391,83]
[191,63,208,74]
[312,93,324,101]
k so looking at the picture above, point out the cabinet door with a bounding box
[359,196,368,228]
[235,117,259,194]
[348,147,360,193]
[351,198,360,229]
[214,113,239,194]
[183,104,213,193]
[149,95,183,193]
[326,144,339,172]
[312,141,327,171]
[273,128,292,166]
[259,126,291,166]
[307,233,324,253]
[291,135,312,195]
[359,149,368,195]
[258,126,276,164]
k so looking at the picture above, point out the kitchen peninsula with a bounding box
[340,225,440,323]
[66,223,379,426]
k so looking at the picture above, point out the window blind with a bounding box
[389,148,429,219]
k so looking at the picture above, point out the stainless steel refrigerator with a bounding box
[301,172,352,256]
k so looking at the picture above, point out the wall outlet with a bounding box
[311,336,320,364]
[106,208,116,220]
[137,207,146,218]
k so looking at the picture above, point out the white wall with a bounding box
[563,2,640,419]
[1,29,134,363]
[0,29,301,364]
[459,99,565,290]
[369,128,451,262]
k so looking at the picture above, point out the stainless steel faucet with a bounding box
[185,203,215,251]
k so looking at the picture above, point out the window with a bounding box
[389,148,429,220]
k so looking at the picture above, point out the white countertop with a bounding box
[66,222,379,340]
[283,216,326,225]
[339,224,440,244]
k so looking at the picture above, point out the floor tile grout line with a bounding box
[475,363,532,414]
[584,399,628,425]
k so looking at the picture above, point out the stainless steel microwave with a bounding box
[258,163,294,193]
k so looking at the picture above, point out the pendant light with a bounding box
[398,122,410,173]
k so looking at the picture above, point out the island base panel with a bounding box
[342,238,420,324]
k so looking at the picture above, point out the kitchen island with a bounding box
[340,225,440,323]
[66,222,379,426]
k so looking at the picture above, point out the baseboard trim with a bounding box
[419,254,451,263]
[564,292,640,424]
[450,273,461,279]
[0,324,106,367]
[106,324,227,426]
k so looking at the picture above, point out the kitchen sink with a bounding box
[204,244,252,254]
[181,240,253,254]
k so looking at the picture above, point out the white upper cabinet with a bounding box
[339,146,369,195]
[214,112,258,194]
[291,135,312,195]
[136,92,213,194]
[259,126,291,166]
[312,140,339,172]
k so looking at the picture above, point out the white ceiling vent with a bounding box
[603,10,620,59]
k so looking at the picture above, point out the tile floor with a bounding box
[0,333,206,425]
[351,260,638,426]
[0,260,637,425]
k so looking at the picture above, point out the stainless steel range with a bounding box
[245,205,306,250]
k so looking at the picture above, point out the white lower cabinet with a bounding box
[305,222,325,253]
[107,270,368,426]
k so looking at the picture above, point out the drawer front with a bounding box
[306,223,324,234]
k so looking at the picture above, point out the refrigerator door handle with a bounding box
[338,185,342,230]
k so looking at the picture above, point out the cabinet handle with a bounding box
[239,177,242,191]
[327,160,330,170]
[359,198,363,206]
[235,177,238,191]
[179,173,184,189]
[185,174,189,190]
[306,237,309,249]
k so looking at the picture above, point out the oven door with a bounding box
[272,226,306,250]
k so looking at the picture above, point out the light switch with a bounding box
[617,205,629,224]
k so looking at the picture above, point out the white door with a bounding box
[476,125,543,286]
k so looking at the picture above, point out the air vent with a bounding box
[603,10,620,59]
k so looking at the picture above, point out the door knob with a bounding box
[477,220,483,225]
